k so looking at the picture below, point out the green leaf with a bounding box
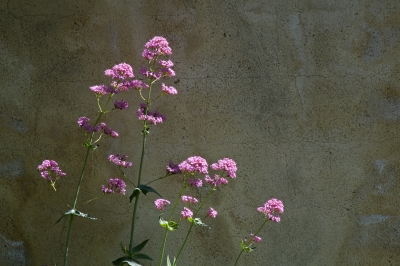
[167,255,176,266]
[55,209,98,224]
[120,243,128,255]
[74,209,98,220]
[132,253,153,261]
[138,184,162,197]
[129,188,141,203]
[188,217,209,228]
[159,217,179,231]
[112,256,141,266]
[130,239,149,254]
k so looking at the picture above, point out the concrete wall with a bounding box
[1,0,400,265]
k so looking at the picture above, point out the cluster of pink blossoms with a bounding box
[155,199,171,211]
[181,207,193,219]
[250,233,262,243]
[101,178,126,195]
[205,174,228,187]
[181,195,198,204]
[77,117,118,137]
[37,160,66,181]
[257,198,284,222]
[207,207,218,218]
[178,156,209,174]
[211,158,237,178]
[108,154,132,168]
[188,178,203,187]
[142,36,172,60]
[114,99,128,110]
[136,103,166,125]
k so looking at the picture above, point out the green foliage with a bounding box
[55,209,98,224]
[113,240,152,266]
[129,185,161,203]
[166,255,176,266]
[159,217,179,231]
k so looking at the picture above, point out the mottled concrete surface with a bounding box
[1,0,400,265]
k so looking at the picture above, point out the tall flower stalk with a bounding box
[234,198,284,266]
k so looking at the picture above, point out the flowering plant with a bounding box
[37,36,284,266]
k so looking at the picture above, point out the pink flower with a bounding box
[161,83,178,95]
[257,198,284,222]
[211,158,237,178]
[250,234,262,243]
[101,178,126,195]
[108,154,133,168]
[181,195,198,204]
[178,156,208,174]
[136,103,166,125]
[104,63,134,80]
[155,198,171,211]
[207,207,218,218]
[37,160,66,181]
[166,160,181,175]
[142,36,172,60]
[204,174,228,187]
[181,207,193,219]
[128,80,149,90]
[90,84,111,95]
[158,60,174,68]
[100,122,119,137]
[77,117,100,133]
[188,178,203,187]
[114,99,129,110]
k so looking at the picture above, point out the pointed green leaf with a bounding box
[132,253,153,261]
[159,217,179,231]
[74,209,98,220]
[55,209,76,224]
[120,243,128,255]
[129,188,141,203]
[188,217,209,227]
[167,255,172,266]
[138,184,162,197]
[130,239,149,254]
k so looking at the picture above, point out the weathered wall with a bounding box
[1,0,400,265]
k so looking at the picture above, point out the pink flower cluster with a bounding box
[207,207,218,218]
[250,234,262,243]
[100,122,119,137]
[137,103,166,125]
[181,207,193,219]
[108,154,133,168]
[211,157,237,178]
[188,178,203,187]
[104,63,134,80]
[155,198,170,211]
[114,99,128,110]
[142,36,172,60]
[205,174,228,187]
[37,160,66,181]
[90,84,115,95]
[178,156,208,174]
[101,178,126,195]
[257,198,284,222]
[77,117,100,133]
[90,63,149,97]
[161,83,178,95]
[181,195,198,204]
[166,160,181,175]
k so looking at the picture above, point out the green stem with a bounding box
[158,182,187,266]
[233,218,269,266]
[63,215,75,266]
[158,228,169,266]
[129,124,147,251]
[174,187,215,265]
[63,94,112,266]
